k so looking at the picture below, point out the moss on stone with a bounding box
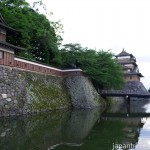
[23,72,72,111]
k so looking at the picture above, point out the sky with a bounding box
[27,0,150,89]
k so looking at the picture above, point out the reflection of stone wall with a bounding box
[63,108,102,143]
[0,111,71,150]
[0,109,103,150]
[108,97,125,112]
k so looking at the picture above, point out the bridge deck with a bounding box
[99,90,150,98]
[102,113,150,118]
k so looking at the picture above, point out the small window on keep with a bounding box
[0,51,3,59]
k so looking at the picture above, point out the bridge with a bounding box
[101,112,150,118]
[99,90,150,115]
[99,90,150,98]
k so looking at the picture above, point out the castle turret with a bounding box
[116,49,143,81]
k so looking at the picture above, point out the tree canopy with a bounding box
[0,0,125,89]
[60,43,125,89]
[0,0,59,64]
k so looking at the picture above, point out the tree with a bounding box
[0,0,59,64]
[59,43,125,89]
[60,43,84,68]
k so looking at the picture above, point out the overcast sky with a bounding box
[28,0,150,89]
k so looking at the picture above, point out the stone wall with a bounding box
[0,65,71,117]
[108,81,149,112]
[123,81,148,94]
[65,76,104,109]
[0,65,103,117]
[123,81,150,112]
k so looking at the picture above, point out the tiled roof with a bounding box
[0,13,7,25]
[125,72,144,77]
[0,41,26,51]
[116,49,133,57]
[0,13,19,34]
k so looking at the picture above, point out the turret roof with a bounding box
[116,49,133,57]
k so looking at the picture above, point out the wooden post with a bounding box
[126,95,130,114]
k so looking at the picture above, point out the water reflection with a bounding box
[0,98,150,150]
[102,98,150,150]
[136,117,150,150]
[0,108,102,150]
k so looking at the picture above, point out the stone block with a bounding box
[2,90,7,93]
[0,132,6,137]
[7,93,11,98]
[11,92,14,96]
[14,100,18,104]
[0,105,3,111]
[0,100,4,106]
[6,98,11,102]
[1,94,7,99]
[5,105,9,109]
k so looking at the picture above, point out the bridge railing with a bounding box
[99,90,150,95]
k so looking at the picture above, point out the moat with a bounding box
[0,98,150,150]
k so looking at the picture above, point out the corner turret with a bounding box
[116,49,143,81]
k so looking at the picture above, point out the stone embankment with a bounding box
[0,65,104,117]
[123,81,149,94]
[65,76,102,109]
[123,81,150,112]
[108,81,149,112]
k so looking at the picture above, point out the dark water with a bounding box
[1,99,150,150]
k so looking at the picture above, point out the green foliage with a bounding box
[0,1,124,89]
[60,43,125,89]
[0,0,59,64]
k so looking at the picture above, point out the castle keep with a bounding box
[116,49,143,81]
